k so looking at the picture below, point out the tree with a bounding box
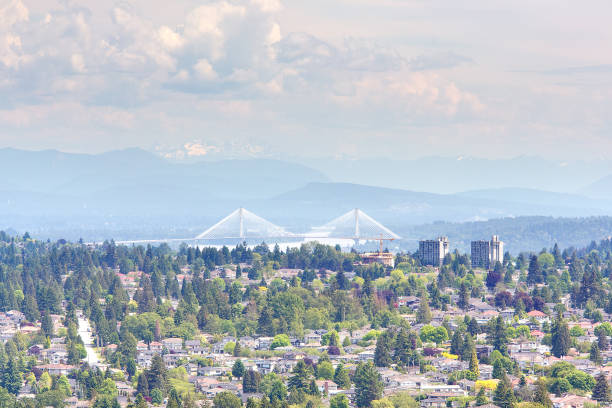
[243,370,261,393]
[598,329,609,350]
[2,358,21,395]
[590,342,602,365]
[592,374,611,403]
[167,388,182,408]
[374,331,394,367]
[475,387,488,406]
[492,359,505,380]
[288,360,311,391]
[354,362,383,408]
[270,334,290,350]
[551,319,570,358]
[493,375,515,408]
[491,316,508,355]
[316,360,334,380]
[147,354,168,394]
[527,255,543,285]
[330,394,350,408]
[419,325,448,345]
[150,388,164,405]
[57,375,72,397]
[458,283,469,311]
[334,364,351,389]
[136,372,149,397]
[41,312,54,337]
[232,360,245,379]
[469,349,479,378]
[213,391,242,408]
[307,379,320,397]
[371,399,394,408]
[233,341,242,357]
[416,298,432,324]
[533,378,552,408]
[450,330,464,356]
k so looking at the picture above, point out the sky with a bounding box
[0,0,611,160]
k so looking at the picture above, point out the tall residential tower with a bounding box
[419,237,449,266]
[471,235,504,269]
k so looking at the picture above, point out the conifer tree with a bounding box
[590,342,602,365]
[353,362,383,408]
[533,378,552,408]
[493,374,515,408]
[551,318,570,357]
[593,374,611,403]
[374,331,394,367]
[469,349,479,378]
[334,364,351,389]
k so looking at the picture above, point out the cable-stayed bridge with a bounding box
[114,208,400,245]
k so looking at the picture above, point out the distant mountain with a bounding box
[303,156,612,194]
[581,174,612,200]
[272,182,612,228]
[0,148,329,216]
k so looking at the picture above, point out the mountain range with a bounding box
[2,147,612,250]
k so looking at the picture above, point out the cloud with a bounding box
[409,51,472,71]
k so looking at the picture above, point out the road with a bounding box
[77,312,101,367]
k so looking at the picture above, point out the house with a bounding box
[315,380,339,394]
[420,396,447,408]
[527,310,549,323]
[162,338,183,352]
[149,342,163,352]
[35,364,76,376]
[257,337,273,351]
[551,395,596,408]
[185,340,201,351]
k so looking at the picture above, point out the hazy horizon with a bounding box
[1,0,612,161]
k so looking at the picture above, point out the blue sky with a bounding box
[0,0,611,160]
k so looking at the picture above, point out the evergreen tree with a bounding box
[167,388,182,408]
[374,331,394,367]
[551,318,570,357]
[598,329,609,350]
[147,354,168,395]
[233,341,242,357]
[333,364,351,389]
[2,358,21,395]
[592,374,612,403]
[458,283,469,311]
[467,317,479,336]
[450,330,464,356]
[493,374,515,408]
[491,316,508,355]
[492,359,505,380]
[527,255,543,285]
[307,379,320,397]
[469,349,479,378]
[394,328,413,366]
[288,361,310,391]
[475,388,487,406]
[533,378,552,408]
[232,360,245,379]
[353,362,383,408]
[590,342,602,365]
[416,297,432,324]
[41,312,54,337]
[243,370,261,393]
[462,334,475,361]
[136,372,149,397]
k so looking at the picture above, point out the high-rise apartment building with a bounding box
[471,235,504,269]
[419,237,449,266]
